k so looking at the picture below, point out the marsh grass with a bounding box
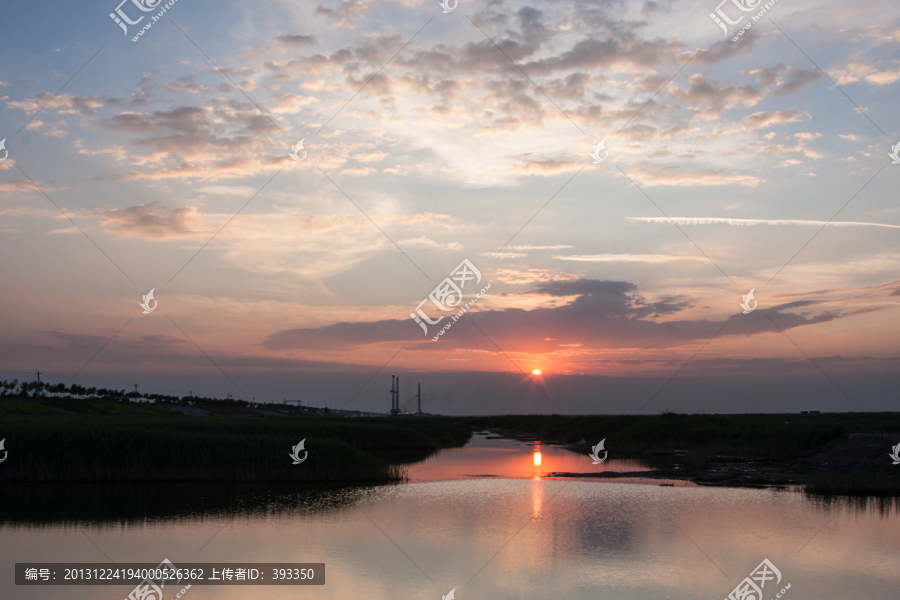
[806,468,900,496]
[0,481,377,526]
[462,413,900,458]
[0,415,469,482]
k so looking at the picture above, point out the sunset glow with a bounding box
[0,0,896,415]
[533,452,542,466]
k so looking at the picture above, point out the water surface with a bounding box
[3,434,898,600]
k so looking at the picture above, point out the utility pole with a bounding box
[134,383,139,395]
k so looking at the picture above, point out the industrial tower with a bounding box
[389,375,401,416]
[415,383,425,416]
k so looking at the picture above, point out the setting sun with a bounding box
[532,370,541,375]
[533,452,542,466]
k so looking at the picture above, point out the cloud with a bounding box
[89,202,202,239]
[0,178,55,192]
[494,268,581,285]
[6,92,105,117]
[508,158,582,176]
[713,109,808,137]
[480,252,527,259]
[744,64,822,97]
[553,254,708,263]
[338,166,375,176]
[263,278,844,352]
[627,217,900,230]
[399,236,462,250]
[46,226,79,235]
[509,245,573,250]
[624,165,760,187]
[829,59,900,85]
[93,103,285,181]
[274,35,317,47]
[268,94,318,114]
[315,0,368,26]
[668,74,763,112]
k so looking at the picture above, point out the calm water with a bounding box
[3,434,899,599]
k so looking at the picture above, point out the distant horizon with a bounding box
[3,368,895,415]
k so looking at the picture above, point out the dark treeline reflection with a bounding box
[366,447,441,465]
[803,491,900,517]
[0,481,399,527]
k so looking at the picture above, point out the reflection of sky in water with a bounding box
[2,438,899,600]
[404,433,654,482]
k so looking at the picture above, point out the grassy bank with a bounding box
[0,413,470,482]
[0,482,373,525]
[805,468,899,496]
[461,413,900,496]
[461,413,900,456]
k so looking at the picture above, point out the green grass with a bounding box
[0,399,64,415]
[5,400,899,495]
[0,397,172,416]
[0,414,470,482]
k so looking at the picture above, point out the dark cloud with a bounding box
[43,330,117,351]
[744,64,822,96]
[99,106,213,135]
[88,202,200,239]
[669,74,763,110]
[264,279,844,353]
[315,0,367,24]
[274,34,317,47]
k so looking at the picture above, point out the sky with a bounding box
[1,0,899,414]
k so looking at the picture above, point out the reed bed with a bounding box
[0,481,374,526]
[0,415,469,482]
[806,468,900,496]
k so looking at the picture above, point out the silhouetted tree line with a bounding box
[0,380,121,399]
[0,379,262,408]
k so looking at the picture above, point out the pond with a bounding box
[2,433,898,599]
